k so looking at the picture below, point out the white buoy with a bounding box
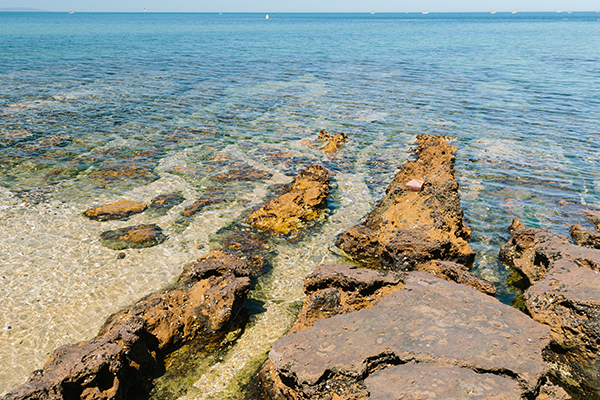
[266,14,269,19]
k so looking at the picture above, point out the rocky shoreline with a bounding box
[4,134,599,399]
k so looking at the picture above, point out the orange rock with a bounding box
[83,200,147,221]
[247,165,330,235]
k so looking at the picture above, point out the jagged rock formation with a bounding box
[317,129,347,154]
[569,224,600,249]
[264,272,552,400]
[500,219,600,398]
[247,165,329,235]
[336,135,474,270]
[3,250,252,400]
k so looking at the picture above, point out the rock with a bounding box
[415,260,497,296]
[91,163,159,185]
[569,224,600,249]
[317,129,347,154]
[500,219,600,397]
[210,162,272,183]
[268,272,551,399]
[99,224,167,250]
[336,135,475,270]
[247,164,330,235]
[3,250,251,400]
[83,200,147,221]
[586,210,600,231]
[365,364,523,400]
[147,193,185,215]
[289,264,405,333]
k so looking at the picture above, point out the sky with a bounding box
[0,0,598,13]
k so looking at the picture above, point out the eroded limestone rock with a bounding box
[569,224,600,249]
[415,260,496,296]
[247,164,329,235]
[83,200,147,221]
[317,129,347,154]
[3,250,251,400]
[501,219,600,398]
[336,135,474,270]
[267,272,551,399]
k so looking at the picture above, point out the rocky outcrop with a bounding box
[83,200,147,221]
[569,224,600,249]
[500,219,600,398]
[336,135,475,270]
[247,165,329,235]
[266,272,552,400]
[99,224,167,250]
[288,264,405,334]
[317,129,347,154]
[3,250,251,400]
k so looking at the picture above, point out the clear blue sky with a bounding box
[0,0,598,13]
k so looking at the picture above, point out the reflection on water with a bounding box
[1,11,599,396]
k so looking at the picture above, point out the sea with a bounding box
[0,11,599,398]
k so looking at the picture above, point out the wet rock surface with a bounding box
[83,200,147,221]
[247,164,330,235]
[267,272,551,400]
[336,135,475,270]
[210,161,272,183]
[500,219,600,398]
[147,193,185,216]
[3,250,252,400]
[99,224,167,250]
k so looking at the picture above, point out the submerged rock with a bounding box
[3,250,251,400]
[266,272,551,399]
[99,224,167,250]
[83,200,147,221]
[500,219,600,398]
[147,193,185,215]
[247,164,330,235]
[336,135,475,270]
[210,162,272,183]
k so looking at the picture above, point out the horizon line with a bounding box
[2,10,600,13]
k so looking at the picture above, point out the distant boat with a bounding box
[265,14,269,19]
[491,11,496,14]
[511,11,517,14]
[422,11,429,14]
[557,10,562,13]
[69,11,74,14]
[371,12,375,14]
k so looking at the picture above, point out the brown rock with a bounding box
[365,364,523,400]
[570,224,600,249]
[3,250,251,400]
[415,260,497,296]
[500,220,600,397]
[268,272,551,399]
[247,164,329,235]
[290,264,405,333]
[586,210,600,231]
[99,224,167,250]
[336,135,474,270]
[83,200,147,221]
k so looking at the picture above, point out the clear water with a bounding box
[0,12,599,396]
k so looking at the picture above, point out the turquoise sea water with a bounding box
[0,12,599,397]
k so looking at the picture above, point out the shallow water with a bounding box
[0,12,599,396]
